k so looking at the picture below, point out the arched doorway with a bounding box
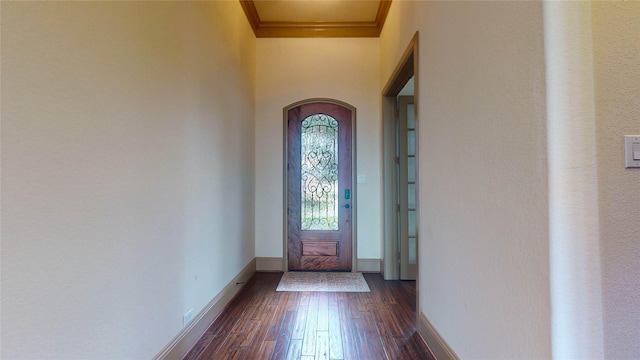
[284,99,356,271]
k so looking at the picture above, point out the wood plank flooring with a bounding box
[183,272,434,360]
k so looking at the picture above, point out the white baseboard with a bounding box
[256,257,284,272]
[153,258,256,360]
[417,312,459,360]
[357,258,381,273]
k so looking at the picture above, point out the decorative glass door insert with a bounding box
[301,114,339,230]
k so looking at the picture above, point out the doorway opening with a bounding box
[283,99,357,272]
[382,32,419,282]
[397,92,417,280]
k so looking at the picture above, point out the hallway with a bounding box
[184,273,434,360]
[4,2,639,359]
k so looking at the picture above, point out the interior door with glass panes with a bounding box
[398,96,417,280]
[287,101,352,271]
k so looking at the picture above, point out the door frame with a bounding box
[282,98,357,272]
[382,32,419,281]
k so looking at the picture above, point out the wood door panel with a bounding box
[287,114,302,271]
[287,101,352,271]
[301,256,339,270]
[300,232,342,241]
[302,241,338,256]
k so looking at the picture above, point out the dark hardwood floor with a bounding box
[183,272,435,360]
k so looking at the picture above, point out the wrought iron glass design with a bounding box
[301,114,339,230]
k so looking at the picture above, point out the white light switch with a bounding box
[357,175,367,184]
[624,136,640,168]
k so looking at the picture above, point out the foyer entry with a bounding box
[285,100,354,271]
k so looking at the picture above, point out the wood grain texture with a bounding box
[301,256,339,270]
[287,101,353,271]
[287,106,303,271]
[183,272,434,360]
[302,241,338,256]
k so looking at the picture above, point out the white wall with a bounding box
[254,38,381,262]
[592,2,640,358]
[381,1,552,358]
[544,2,604,357]
[1,2,255,358]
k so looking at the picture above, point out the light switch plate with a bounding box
[624,135,640,168]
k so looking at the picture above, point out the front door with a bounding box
[287,101,353,271]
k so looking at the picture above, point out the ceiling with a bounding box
[240,0,392,38]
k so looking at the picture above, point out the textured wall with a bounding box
[254,38,381,261]
[544,2,604,358]
[1,2,255,358]
[381,2,551,358]
[592,2,640,358]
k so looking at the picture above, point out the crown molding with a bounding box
[240,0,391,38]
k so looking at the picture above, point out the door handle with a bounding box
[343,204,350,209]
[344,189,351,200]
